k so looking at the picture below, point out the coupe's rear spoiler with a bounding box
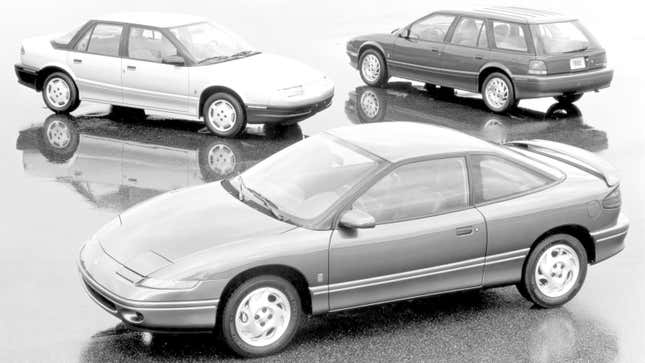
[505,139,619,187]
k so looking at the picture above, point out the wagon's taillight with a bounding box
[528,60,547,75]
[602,187,621,209]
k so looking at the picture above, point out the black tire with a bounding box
[221,275,301,358]
[38,114,80,163]
[554,93,583,104]
[41,72,79,114]
[518,234,588,308]
[482,72,515,113]
[198,140,241,182]
[356,88,386,123]
[424,83,436,92]
[202,92,246,138]
[109,106,146,122]
[358,49,389,87]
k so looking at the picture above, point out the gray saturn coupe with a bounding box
[79,122,628,357]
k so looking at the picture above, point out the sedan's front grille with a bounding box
[84,280,117,313]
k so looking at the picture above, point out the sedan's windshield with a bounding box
[532,21,597,54]
[169,22,257,63]
[228,134,382,226]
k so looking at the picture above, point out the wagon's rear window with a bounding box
[532,21,596,54]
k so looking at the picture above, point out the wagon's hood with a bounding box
[98,182,294,275]
[200,52,326,89]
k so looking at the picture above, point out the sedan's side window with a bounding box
[353,158,469,224]
[74,27,92,52]
[451,17,483,47]
[86,23,123,56]
[470,155,552,203]
[492,21,528,52]
[128,27,178,63]
[409,15,456,42]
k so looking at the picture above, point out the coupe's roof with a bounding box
[93,12,207,28]
[327,122,497,162]
[443,7,575,24]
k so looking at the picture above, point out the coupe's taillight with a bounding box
[528,60,547,75]
[602,187,621,209]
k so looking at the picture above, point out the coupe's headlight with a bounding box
[92,216,121,240]
[137,278,199,290]
[277,85,304,98]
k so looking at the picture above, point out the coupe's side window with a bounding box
[451,17,483,47]
[492,21,528,52]
[86,23,123,56]
[409,15,455,42]
[128,27,178,62]
[353,158,469,224]
[74,27,92,52]
[471,155,552,203]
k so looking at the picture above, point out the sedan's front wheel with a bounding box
[518,234,587,308]
[203,92,246,138]
[221,275,301,358]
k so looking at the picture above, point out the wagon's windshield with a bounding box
[227,134,382,226]
[169,22,258,63]
[532,21,597,54]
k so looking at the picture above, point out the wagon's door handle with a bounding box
[456,226,474,236]
[474,55,484,60]
[73,58,83,64]
[127,65,137,71]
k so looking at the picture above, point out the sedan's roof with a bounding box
[93,12,207,28]
[442,7,575,24]
[327,122,498,162]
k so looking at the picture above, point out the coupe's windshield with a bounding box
[169,22,257,63]
[228,134,382,226]
[532,21,597,54]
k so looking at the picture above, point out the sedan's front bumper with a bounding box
[513,68,613,99]
[591,212,629,264]
[15,64,39,90]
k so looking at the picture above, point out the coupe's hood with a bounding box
[98,182,294,275]
[202,52,326,89]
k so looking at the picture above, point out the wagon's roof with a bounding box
[442,7,576,24]
[327,122,497,162]
[93,12,207,28]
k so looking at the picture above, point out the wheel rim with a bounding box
[207,144,236,176]
[361,54,381,83]
[234,287,291,347]
[45,77,71,108]
[534,244,580,298]
[46,119,71,148]
[359,90,380,119]
[484,77,509,110]
[207,100,237,133]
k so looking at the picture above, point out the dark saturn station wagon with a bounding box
[347,7,613,112]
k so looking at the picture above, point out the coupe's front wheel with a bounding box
[518,234,587,308]
[221,275,301,358]
[42,72,79,114]
[482,72,515,113]
[203,93,246,138]
[359,49,388,87]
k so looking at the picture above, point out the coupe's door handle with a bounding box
[73,59,82,64]
[474,55,484,60]
[127,65,137,71]
[456,226,474,236]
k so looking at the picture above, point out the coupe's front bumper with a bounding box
[15,64,39,90]
[513,68,613,99]
[591,212,629,264]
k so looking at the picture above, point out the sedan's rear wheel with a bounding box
[221,275,301,358]
[42,72,79,114]
[554,93,583,104]
[518,234,587,308]
[359,49,388,87]
[203,92,246,138]
[482,72,515,113]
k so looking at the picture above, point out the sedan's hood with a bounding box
[202,52,325,89]
[99,182,294,275]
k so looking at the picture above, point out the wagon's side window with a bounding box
[408,14,456,42]
[352,158,469,224]
[492,21,528,52]
[450,17,483,47]
[477,22,489,48]
[128,27,178,63]
[470,155,551,203]
[86,23,123,56]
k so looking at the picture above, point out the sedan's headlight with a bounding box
[137,277,199,290]
[277,85,304,98]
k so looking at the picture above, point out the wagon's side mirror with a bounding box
[162,55,185,66]
[339,209,375,229]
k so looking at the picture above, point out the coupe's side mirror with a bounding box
[339,209,376,229]
[162,55,185,66]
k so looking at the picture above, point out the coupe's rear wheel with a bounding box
[359,49,388,87]
[221,275,301,357]
[554,93,583,104]
[482,72,515,113]
[203,92,246,138]
[42,72,79,113]
[517,234,587,308]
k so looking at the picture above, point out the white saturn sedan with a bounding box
[15,13,335,137]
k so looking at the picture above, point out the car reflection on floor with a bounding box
[15,109,304,212]
[345,82,608,152]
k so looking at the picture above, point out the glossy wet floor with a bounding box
[1,1,643,362]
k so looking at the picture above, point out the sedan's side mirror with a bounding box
[162,55,185,66]
[339,209,376,229]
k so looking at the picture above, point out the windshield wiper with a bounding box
[564,46,589,53]
[235,175,287,222]
[198,55,230,64]
[230,50,258,58]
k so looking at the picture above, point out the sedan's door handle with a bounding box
[127,65,137,71]
[73,59,83,64]
[456,226,474,236]
[474,55,484,60]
